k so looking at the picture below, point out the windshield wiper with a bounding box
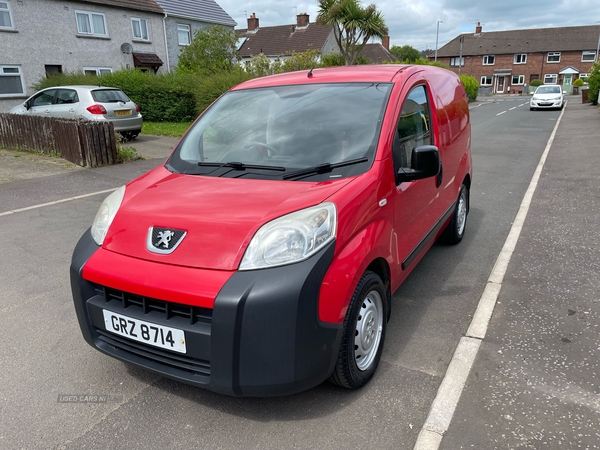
[282,157,369,180]
[197,161,285,173]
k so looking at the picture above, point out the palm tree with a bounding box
[317,0,389,66]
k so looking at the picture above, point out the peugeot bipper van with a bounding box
[71,65,472,396]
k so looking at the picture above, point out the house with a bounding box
[0,0,167,112]
[236,13,338,64]
[0,0,237,113]
[236,13,396,66]
[360,37,398,64]
[433,23,600,94]
[153,0,236,71]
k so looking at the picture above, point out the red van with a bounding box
[70,65,472,396]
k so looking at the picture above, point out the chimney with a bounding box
[247,13,259,32]
[296,13,309,28]
[382,36,390,50]
[475,22,482,34]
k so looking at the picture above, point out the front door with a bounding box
[563,74,573,95]
[391,82,442,277]
[497,76,505,93]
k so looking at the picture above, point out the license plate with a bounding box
[102,310,186,353]
[115,110,131,116]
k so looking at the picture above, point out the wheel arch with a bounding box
[365,258,392,321]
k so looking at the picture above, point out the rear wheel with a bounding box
[329,271,387,389]
[440,184,469,244]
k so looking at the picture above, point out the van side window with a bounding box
[393,85,432,178]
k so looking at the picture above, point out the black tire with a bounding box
[440,184,469,245]
[329,271,387,389]
[530,107,535,111]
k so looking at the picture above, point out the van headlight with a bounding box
[91,186,126,245]
[240,203,337,270]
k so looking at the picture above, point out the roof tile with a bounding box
[437,25,600,57]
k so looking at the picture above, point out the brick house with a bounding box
[433,23,600,94]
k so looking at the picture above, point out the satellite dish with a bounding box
[121,43,133,54]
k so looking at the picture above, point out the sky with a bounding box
[217,0,600,52]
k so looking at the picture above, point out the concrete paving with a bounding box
[438,100,600,449]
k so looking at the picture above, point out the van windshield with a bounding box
[167,82,392,180]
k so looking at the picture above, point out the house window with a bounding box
[83,67,113,76]
[0,1,14,29]
[177,24,191,45]
[0,65,25,96]
[544,74,557,84]
[579,73,589,82]
[483,55,495,65]
[76,10,107,36]
[132,18,149,41]
[511,75,525,85]
[450,57,464,67]
[582,51,596,62]
[45,65,62,77]
[480,76,492,86]
[546,52,560,63]
[514,54,527,64]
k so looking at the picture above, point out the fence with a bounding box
[0,114,118,168]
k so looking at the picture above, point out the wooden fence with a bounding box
[0,113,118,168]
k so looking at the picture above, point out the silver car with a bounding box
[530,84,565,111]
[10,85,143,140]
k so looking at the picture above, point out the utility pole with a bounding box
[435,20,443,61]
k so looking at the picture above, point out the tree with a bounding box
[390,45,420,63]
[316,0,388,65]
[588,61,600,105]
[176,26,239,74]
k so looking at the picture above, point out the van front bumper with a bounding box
[70,229,342,397]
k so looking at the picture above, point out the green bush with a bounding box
[587,62,600,104]
[460,75,478,101]
[529,79,543,87]
[33,70,198,122]
[572,78,585,87]
[192,68,252,115]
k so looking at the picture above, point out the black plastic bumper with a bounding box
[70,229,343,397]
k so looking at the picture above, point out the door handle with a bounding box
[69,109,75,113]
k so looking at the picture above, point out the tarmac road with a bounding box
[0,97,598,450]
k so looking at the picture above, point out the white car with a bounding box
[10,85,143,140]
[530,85,565,111]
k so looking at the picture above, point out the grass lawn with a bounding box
[142,121,193,138]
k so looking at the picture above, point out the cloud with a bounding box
[219,0,600,51]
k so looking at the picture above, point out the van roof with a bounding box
[232,64,427,89]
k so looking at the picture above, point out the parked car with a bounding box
[530,84,566,110]
[70,65,472,396]
[10,85,142,140]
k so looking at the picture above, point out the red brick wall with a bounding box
[441,51,595,93]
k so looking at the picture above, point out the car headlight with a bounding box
[240,203,337,270]
[531,97,538,101]
[91,186,126,245]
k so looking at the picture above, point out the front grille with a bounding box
[95,285,212,326]
[96,329,210,377]
[91,284,212,378]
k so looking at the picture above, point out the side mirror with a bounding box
[397,145,440,183]
[563,91,567,94]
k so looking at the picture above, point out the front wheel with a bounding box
[440,184,469,244]
[329,271,387,389]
